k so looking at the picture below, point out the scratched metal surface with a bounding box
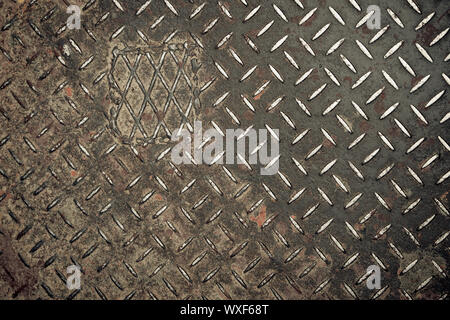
[0,0,449,300]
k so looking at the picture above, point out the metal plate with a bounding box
[0,0,449,300]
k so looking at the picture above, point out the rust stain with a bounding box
[411,74,423,87]
[65,87,73,97]
[247,29,259,38]
[237,164,248,171]
[300,12,317,27]
[373,92,386,115]
[387,125,400,137]
[373,101,385,115]
[322,138,334,148]
[359,120,371,132]
[250,205,266,228]
[343,76,352,86]
[440,191,449,204]
[415,24,439,45]
[70,170,77,177]
[360,25,371,35]
[243,110,254,121]
[253,92,263,100]
[310,69,320,81]
[142,112,153,121]
[204,107,214,117]
[396,162,406,170]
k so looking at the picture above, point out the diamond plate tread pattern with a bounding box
[0,0,449,300]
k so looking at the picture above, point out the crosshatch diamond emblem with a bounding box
[107,34,208,147]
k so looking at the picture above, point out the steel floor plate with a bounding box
[0,0,449,300]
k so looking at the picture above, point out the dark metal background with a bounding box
[0,0,449,300]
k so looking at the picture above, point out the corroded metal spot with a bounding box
[107,34,207,147]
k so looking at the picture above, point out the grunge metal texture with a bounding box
[0,0,449,300]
